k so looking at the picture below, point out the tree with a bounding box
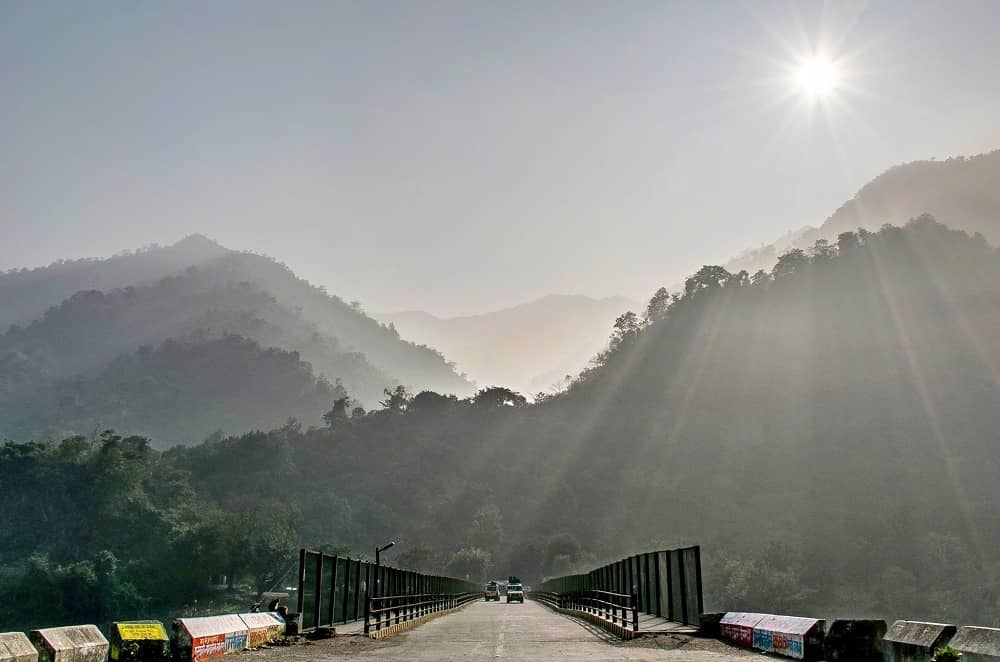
[543,533,583,577]
[772,248,809,279]
[610,311,640,348]
[409,390,457,415]
[466,505,504,555]
[380,385,411,413]
[322,396,351,426]
[809,239,836,261]
[395,545,439,574]
[837,231,861,254]
[750,269,769,286]
[472,387,526,408]
[446,547,492,583]
[644,287,671,323]
[684,265,733,295]
[226,499,301,595]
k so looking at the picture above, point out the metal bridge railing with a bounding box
[364,592,482,635]
[296,548,480,635]
[534,544,704,629]
[529,589,639,632]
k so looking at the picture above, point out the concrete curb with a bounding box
[366,602,474,640]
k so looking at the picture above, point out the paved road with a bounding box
[255,600,755,661]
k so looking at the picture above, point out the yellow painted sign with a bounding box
[117,623,168,640]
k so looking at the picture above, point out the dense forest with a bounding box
[3,217,998,632]
[1,335,341,444]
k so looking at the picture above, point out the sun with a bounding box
[796,56,839,99]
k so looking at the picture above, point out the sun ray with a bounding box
[862,233,990,576]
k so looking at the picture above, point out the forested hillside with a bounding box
[0,235,229,330]
[200,251,472,396]
[0,335,340,444]
[728,149,1000,274]
[4,217,996,632]
[0,236,473,443]
[0,268,389,403]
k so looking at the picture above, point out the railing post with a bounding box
[632,593,638,632]
[364,596,372,635]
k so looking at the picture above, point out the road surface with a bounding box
[248,600,756,661]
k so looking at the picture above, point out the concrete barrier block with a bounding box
[29,626,109,662]
[0,632,38,662]
[238,614,285,648]
[110,621,169,662]
[281,614,300,638]
[884,620,956,662]
[172,616,249,662]
[823,619,887,662]
[949,626,1000,662]
[698,612,724,638]
[719,612,767,648]
[752,614,825,660]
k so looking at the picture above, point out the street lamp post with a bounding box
[374,541,395,597]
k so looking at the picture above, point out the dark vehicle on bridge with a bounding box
[506,582,524,603]
[485,581,500,601]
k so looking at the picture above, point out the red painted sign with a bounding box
[191,634,225,662]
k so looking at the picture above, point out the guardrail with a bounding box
[568,590,639,632]
[364,592,481,635]
[532,590,639,632]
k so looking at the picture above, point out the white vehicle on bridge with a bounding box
[506,582,524,603]
[485,581,500,601]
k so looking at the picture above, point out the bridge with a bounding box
[249,598,756,660]
[284,546,744,659]
[7,544,998,662]
[296,546,704,639]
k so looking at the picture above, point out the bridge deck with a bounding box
[264,600,753,660]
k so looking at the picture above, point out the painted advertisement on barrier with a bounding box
[110,621,169,662]
[116,623,168,641]
[720,613,766,648]
[175,615,249,662]
[192,634,225,662]
[238,613,285,648]
[753,629,804,658]
[751,615,824,660]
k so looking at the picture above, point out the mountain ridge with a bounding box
[726,149,1000,275]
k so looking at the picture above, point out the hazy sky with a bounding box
[3,1,999,315]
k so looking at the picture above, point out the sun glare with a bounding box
[796,57,839,99]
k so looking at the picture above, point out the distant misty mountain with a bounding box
[0,267,390,404]
[378,294,638,395]
[0,235,474,444]
[0,234,229,331]
[727,149,1000,275]
[198,251,472,398]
